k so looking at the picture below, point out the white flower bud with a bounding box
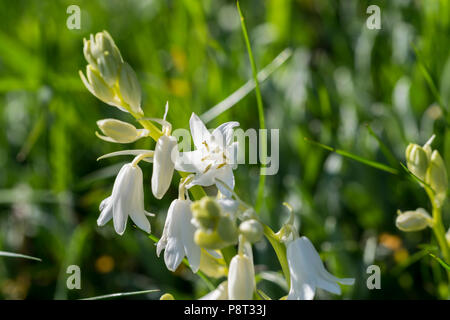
[80,65,116,105]
[405,143,429,180]
[395,208,432,232]
[96,119,148,143]
[425,150,448,206]
[97,52,119,86]
[119,62,142,114]
[228,253,255,300]
[151,135,177,199]
[239,219,263,243]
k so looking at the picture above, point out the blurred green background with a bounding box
[1,0,450,300]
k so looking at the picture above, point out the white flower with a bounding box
[199,281,228,300]
[228,243,255,300]
[97,163,152,235]
[157,199,201,273]
[152,135,178,199]
[175,113,239,197]
[286,236,354,300]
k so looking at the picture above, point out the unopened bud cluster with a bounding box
[80,31,142,114]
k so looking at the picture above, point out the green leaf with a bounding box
[428,252,450,271]
[0,251,42,262]
[80,289,160,300]
[304,137,400,175]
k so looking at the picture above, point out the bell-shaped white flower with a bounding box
[96,119,149,143]
[175,113,239,197]
[199,281,228,300]
[286,236,354,300]
[228,240,255,300]
[97,163,152,235]
[157,199,201,273]
[152,135,178,199]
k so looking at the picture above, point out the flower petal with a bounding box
[190,113,212,150]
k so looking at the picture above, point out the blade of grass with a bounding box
[81,289,160,300]
[0,251,42,262]
[200,48,292,123]
[365,123,400,169]
[429,252,450,271]
[237,1,266,212]
[304,137,400,175]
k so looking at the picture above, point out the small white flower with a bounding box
[157,199,201,273]
[152,135,178,199]
[286,236,354,300]
[97,163,152,235]
[175,113,239,197]
[199,281,228,300]
[228,243,255,300]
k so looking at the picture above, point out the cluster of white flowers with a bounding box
[80,31,354,300]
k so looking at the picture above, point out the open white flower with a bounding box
[157,199,201,273]
[175,113,239,197]
[97,163,152,235]
[286,236,354,300]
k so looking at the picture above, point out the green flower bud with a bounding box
[239,219,263,243]
[160,293,175,300]
[98,52,119,87]
[119,62,142,114]
[395,208,432,232]
[96,119,147,143]
[191,197,221,230]
[405,143,429,180]
[194,229,228,250]
[217,216,239,244]
[425,150,448,205]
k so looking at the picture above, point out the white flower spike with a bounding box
[175,113,239,197]
[97,163,152,235]
[286,236,354,300]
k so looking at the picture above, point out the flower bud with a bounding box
[119,62,142,114]
[425,150,448,203]
[191,197,221,230]
[405,143,429,180]
[98,52,119,86]
[228,253,255,300]
[217,216,238,244]
[152,135,177,199]
[96,119,147,143]
[160,293,175,300]
[194,229,228,250]
[395,208,432,232]
[239,219,263,243]
[81,65,116,105]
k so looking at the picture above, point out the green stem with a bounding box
[263,225,290,288]
[237,1,266,212]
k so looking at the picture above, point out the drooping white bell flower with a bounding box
[199,281,228,300]
[157,199,201,273]
[286,236,354,300]
[228,239,255,300]
[152,134,178,199]
[97,163,152,235]
[175,113,239,197]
